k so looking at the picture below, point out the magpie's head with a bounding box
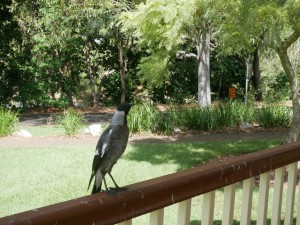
[116,102,133,116]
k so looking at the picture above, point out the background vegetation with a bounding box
[0,101,292,137]
[128,101,291,134]
[1,1,299,109]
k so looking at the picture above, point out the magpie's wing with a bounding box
[106,125,129,159]
[95,125,113,159]
[87,126,113,190]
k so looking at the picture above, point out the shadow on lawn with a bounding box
[124,140,279,171]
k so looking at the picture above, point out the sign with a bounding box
[229,87,236,99]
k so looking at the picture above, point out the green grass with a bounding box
[19,125,66,136]
[0,139,281,220]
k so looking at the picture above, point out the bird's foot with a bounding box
[106,187,128,195]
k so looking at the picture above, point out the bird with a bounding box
[87,102,133,194]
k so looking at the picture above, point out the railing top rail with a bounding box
[2,141,300,225]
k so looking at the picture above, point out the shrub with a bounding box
[128,101,291,134]
[215,101,255,128]
[0,107,19,136]
[128,102,159,133]
[256,105,291,128]
[179,107,216,131]
[156,109,182,134]
[57,110,85,136]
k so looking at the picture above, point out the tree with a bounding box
[100,0,138,103]
[0,0,46,107]
[33,0,107,106]
[219,0,300,142]
[0,0,21,105]
[121,0,227,106]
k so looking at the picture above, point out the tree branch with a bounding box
[176,51,199,60]
[282,29,300,50]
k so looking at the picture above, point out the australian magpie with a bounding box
[88,102,133,194]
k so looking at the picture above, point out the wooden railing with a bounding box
[1,142,300,225]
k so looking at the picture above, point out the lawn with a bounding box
[0,138,282,223]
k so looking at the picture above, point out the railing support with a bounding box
[202,191,215,225]
[284,162,298,225]
[271,167,285,225]
[257,172,270,225]
[177,199,191,225]
[118,220,132,225]
[222,184,236,225]
[241,177,254,225]
[150,209,164,225]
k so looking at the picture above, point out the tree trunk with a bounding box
[245,57,253,105]
[197,30,211,107]
[277,46,300,143]
[118,41,126,104]
[252,47,263,101]
[66,91,74,107]
[85,41,98,107]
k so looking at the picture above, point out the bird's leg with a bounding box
[102,176,109,192]
[107,172,128,193]
[108,172,120,188]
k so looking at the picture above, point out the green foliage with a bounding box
[0,107,19,136]
[156,109,182,134]
[56,110,85,136]
[122,0,196,51]
[128,102,289,134]
[256,105,292,128]
[137,51,171,87]
[178,107,216,131]
[215,101,255,128]
[128,102,159,133]
[100,71,138,106]
[210,50,246,99]
[121,0,199,87]
[2,0,299,108]
[150,57,198,104]
[173,101,255,132]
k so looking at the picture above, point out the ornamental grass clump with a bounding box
[0,107,19,137]
[214,101,255,128]
[128,102,159,133]
[156,109,182,134]
[57,110,85,136]
[256,105,291,128]
[179,106,216,131]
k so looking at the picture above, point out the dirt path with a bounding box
[0,131,287,149]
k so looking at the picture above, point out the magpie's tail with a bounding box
[91,184,97,194]
[90,170,103,194]
[87,173,94,192]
